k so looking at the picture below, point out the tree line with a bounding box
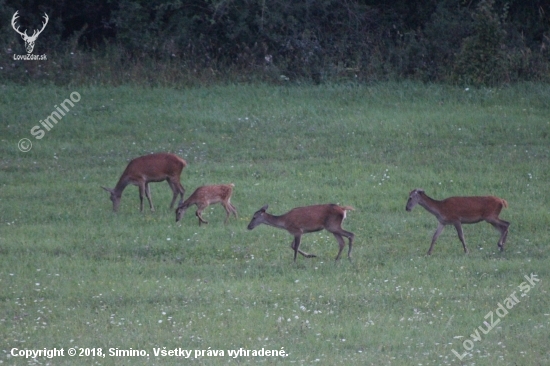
[2,0,549,85]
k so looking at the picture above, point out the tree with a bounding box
[453,0,507,86]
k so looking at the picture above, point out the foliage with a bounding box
[422,0,474,81]
[0,0,549,85]
[453,0,507,86]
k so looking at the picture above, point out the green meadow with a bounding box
[1,82,549,365]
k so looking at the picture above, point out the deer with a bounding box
[11,11,49,54]
[175,184,238,226]
[405,189,510,255]
[102,153,186,212]
[247,204,355,262]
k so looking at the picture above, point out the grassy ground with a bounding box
[1,82,549,365]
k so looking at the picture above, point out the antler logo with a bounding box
[11,11,49,54]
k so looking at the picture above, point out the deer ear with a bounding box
[260,204,268,212]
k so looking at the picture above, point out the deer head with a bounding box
[11,11,49,54]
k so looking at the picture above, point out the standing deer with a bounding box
[102,153,186,212]
[406,189,510,255]
[11,11,49,54]
[247,204,355,261]
[175,184,238,226]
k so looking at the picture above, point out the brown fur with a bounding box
[175,184,237,226]
[247,203,355,261]
[406,189,510,254]
[102,153,186,212]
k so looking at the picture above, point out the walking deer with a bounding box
[102,153,186,212]
[406,189,510,255]
[247,204,355,261]
[175,184,237,226]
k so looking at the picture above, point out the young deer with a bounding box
[102,153,186,212]
[175,184,237,226]
[406,189,510,255]
[247,204,355,261]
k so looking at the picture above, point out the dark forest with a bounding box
[2,0,549,85]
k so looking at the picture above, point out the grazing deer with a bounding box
[406,189,510,255]
[247,204,355,261]
[175,184,237,226]
[11,11,49,54]
[102,153,186,212]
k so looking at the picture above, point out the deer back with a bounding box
[281,204,348,231]
[441,196,506,220]
[117,153,186,185]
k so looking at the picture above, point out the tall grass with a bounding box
[1,82,549,365]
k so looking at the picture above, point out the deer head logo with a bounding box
[11,11,49,54]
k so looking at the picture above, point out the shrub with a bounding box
[453,0,507,86]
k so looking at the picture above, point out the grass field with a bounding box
[1,82,549,365]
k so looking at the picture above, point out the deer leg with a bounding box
[499,220,510,250]
[332,233,346,260]
[428,223,445,255]
[196,205,208,226]
[453,222,469,254]
[143,183,155,211]
[196,211,208,226]
[221,202,233,224]
[196,214,208,226]
[229,202,238,219]
[292,236,301,262]
[138,183,145,212]
[176,181,185,206]
[341,229,354,259]
[224,201,238,219]
[290,236,316,260]
[167,180,178,209]
[168,179,185,208]
[488,219,510,251]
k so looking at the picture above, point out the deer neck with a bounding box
[263,213,288,230]
[113,178,131,195]
[419,194,444,217]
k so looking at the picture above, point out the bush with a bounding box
[452,0,507,86]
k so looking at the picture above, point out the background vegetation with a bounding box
[1,0,549,86]
[1,82,549,365]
